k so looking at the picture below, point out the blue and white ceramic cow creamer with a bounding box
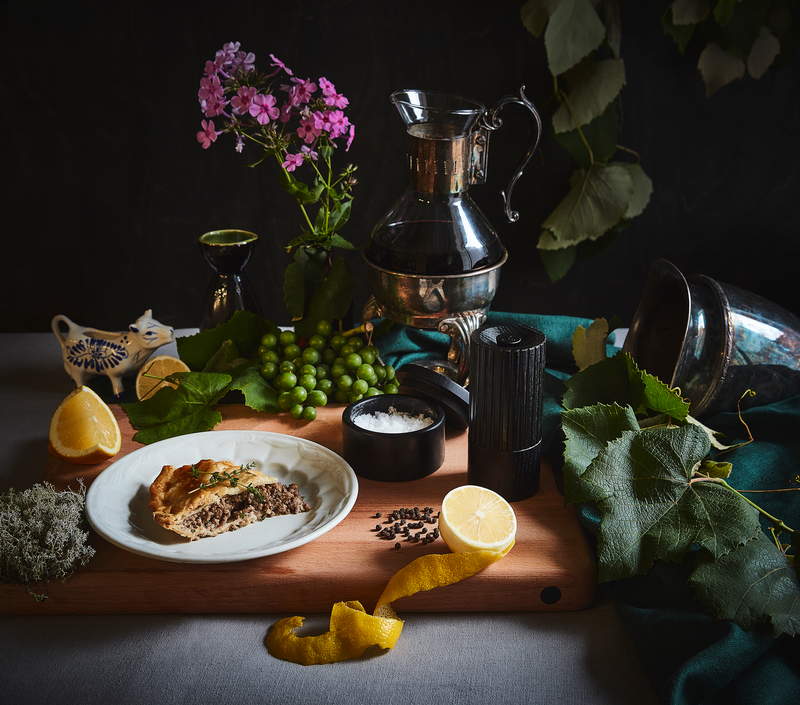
[52,310,175,397]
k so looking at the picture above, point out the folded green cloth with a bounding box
[378,312,800,705]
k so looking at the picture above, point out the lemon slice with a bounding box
[438,484,517,554]
[48,386,122,464]
[135,355,190,400]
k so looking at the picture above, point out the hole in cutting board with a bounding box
[540,586,562,605]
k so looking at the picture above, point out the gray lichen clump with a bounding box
[0,481,95,601]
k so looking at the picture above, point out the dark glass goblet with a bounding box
[199,229,262,331]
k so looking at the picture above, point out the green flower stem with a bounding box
[695,476,795,535]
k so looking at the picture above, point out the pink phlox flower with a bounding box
[301,145,318,161]
[230,50,256,73]
[313,110,332,134]
[200,94,227,118]
[197,119,222,149]
[346,123,355,152]
[297,113,322,143]
[291,77,317,105]
[319,77,335,95]
[249,93,280,125]
[327,110,350,139]
[198,75,224,102]
[230,86,257,115]
[266,53,293,78]
[204,58,223,77]
[279,101,294,124]
[282,152,304,172]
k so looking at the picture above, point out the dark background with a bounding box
[3,0,799,334]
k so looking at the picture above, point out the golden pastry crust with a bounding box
[148,459,310,541]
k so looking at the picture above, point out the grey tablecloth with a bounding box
[0,333,658,705]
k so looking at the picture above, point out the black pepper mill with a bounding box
[468,324,546,502]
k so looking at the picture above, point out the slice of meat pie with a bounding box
[149,459,310,540]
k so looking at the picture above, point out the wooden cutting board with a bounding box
[3,404,597,615]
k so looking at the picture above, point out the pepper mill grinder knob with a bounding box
[468,323,546,501]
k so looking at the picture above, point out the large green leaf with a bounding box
[698,43,745,96]
[520,0,551,37]
[586,424,762,581]
[294,255,355,337]
[669,0,709,25]
[614,162,653,219]
[544,0,606,76]
[561,402,640,504]
[552,59,625,134]
[538,164,633,249]
[177,311,277,370]
[571,317,610,371]
[747,27,781,79]
[121,371,232,444]
[552,102,619,170]
[690,530,800,636]
[229,365,280,413]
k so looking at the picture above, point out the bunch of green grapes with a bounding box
[258,320,398,422]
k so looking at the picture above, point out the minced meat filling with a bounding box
[182,483,310,537]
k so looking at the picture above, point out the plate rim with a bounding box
[85,429,358,564]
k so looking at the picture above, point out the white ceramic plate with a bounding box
[85,430,358,564]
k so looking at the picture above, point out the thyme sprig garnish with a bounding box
[188,461,265,501]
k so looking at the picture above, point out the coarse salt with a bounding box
[353,406,434,433]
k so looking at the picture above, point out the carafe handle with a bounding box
[475,86,542,223]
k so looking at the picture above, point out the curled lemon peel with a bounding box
[266,542,514,666]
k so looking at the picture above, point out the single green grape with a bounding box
[365,387,382,396]
[284,343,302,361]
[261,333,278,349]
[290,386,308,403]
[329,334,347,352]
[308,334,327,351]
[302,405,317,422]
[276,371,297,391]
[360,348,377,365]
[315,364,330,380]
[337,374,354,391]
[302,347,321,365]
[374,365,387,382]
[279,330,296,347]
[290,403,305,420]
[317,378,334,395]
[280,360,297,374]
[300,364,317,377]
[260,361,278,380]
[261,349,281,365]
[383,383,399,394]
[330,362,347,379]
[322,348,338,366]
[334,389,350,404]
[355,363,374,381]
[344,353,363,370]
[384,365,396,381]
[348,336,365,351]
[316,319,333,337]
[307,389,328,407]
[278,391,294,410]
[298,373,317,392]
[352,378,369,395]
[348,391,364,403]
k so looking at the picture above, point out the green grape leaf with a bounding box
[544,0,606,76]
[669,0,709,25]
[563,351,690,420]
[520,0,550,38]
[661,7,696,55]
[538,164,633,250]
[696,459,733,479]
[294,255,355,337]
[177,311,278,370]
[201,339,247,374]
[120,372,232,444]
[328,233,357,251]
[587,424,762,581]
[552,100,619,170]
[552,59,625,134]
[698,43,745,96]
[539,245,576,282]
[690,531,800,636]
[747,27,780,79]
[684,414,739,451]
[598,0,621,58]
[561,402,640,504]
[229,365,280,413]
[612,162,653,219]
[572,317,610,371]
[714,0,737,26]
